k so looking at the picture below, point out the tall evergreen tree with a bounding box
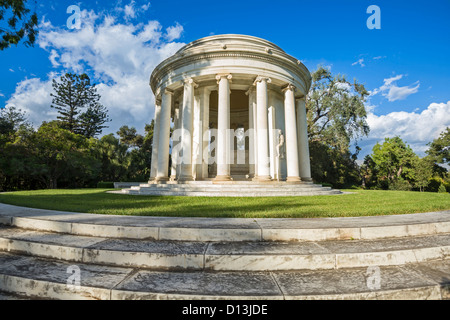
[50,73,110,137]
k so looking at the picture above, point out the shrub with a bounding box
[388,179,412,191]
[438,184,447,193]
[97,181,114,189]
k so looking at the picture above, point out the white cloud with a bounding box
[352,58,365,67]
[371,74,420,102]
[165,22,184,42]
[6,9,185,135]
[364,101,450,155]
[124,1,136,19]
[9,69,14,73]
[0,92,4,97]
[373,56,386,60]
[5,77,56,126]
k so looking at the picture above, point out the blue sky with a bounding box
[1,0,449,160]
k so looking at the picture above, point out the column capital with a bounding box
[216,74,233,84]
[282,83,296,93]
[184,78,199,88]
[253,76,272,86]
[163,88,174,95]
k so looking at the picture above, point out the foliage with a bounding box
[97,181,115,188]
[51,73,110,138]
[427,127,449,166]
[307,66,370,152]
[306,66,370,187]
[371,137,418,184]
[0,0,38,50]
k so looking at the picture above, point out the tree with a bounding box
[51,73,110,137]
[0,105,27,135]
[306,66,370,187]
[0,0,38,50]
[26,121,99,189]
[371,137,418,188]
[307,66,370,151]
[117,125,143,148]
[413,157,434,192]
[427,127,450,166]
[78,103,111,138]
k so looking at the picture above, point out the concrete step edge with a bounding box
[0,230,449,271]
[0,252,447,300]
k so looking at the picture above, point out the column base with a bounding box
[214,175,232,182]
[178,175,194,183]
[252,175,272,182]
[301,177,313,182]
[155,177,170,184]
[286,176,302,183]
[169,175,177,182]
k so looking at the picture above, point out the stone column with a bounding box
[254,76,272,181]
[296,97,312,181]
[179,78,198,182]
[170,105,180,181]
[201,88,211,179]
[214,74,232,182]
[149,99,161,182]
[155,88,173,182]
[246,88,256,179]
[283,84,301,182]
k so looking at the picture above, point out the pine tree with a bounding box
[50,73,110,137]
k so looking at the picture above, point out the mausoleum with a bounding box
[122,34,340,196]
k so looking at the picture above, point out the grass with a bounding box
[0,188,449,218]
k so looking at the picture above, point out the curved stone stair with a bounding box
[0,203,449,300]
[116,181,342,197]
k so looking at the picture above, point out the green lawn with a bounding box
[0,188,449,218]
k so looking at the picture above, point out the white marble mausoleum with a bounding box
[149,34,312,184]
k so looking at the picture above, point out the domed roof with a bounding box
[176,34,285,54]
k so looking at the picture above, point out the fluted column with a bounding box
[149,99,162,182]
[179,78,198,182]
[283,84,301,182]
[155,89,173,182]
[296,97,312,181]
[214,74,232,181]
[254,76,272,181]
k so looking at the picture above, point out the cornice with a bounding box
[150,50,311,94]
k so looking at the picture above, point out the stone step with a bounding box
[0,226,448,271]
[136,182,319,189]
[0,251,448,300]
[1,204,449,242]
[128,187,330,193]
[119,188,341,197]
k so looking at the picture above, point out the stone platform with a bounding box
[116,181,342,197]
[0,203,449,300]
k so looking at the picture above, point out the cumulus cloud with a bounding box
[371,74,420,102]
[6,9,185,135]
[363,101,450,155]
